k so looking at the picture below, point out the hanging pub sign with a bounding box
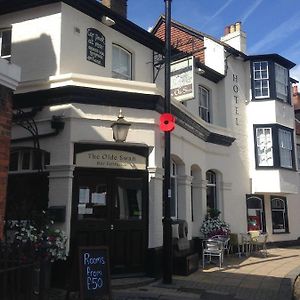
[170,56,194,101]
[79,246,111,300]
[87,28,105,67]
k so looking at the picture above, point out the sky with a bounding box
[127,0,300,82]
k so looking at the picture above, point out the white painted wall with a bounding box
[204,37,225,75]
[60,3,153,82]
[0,3,62,82]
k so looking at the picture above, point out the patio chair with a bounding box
[202,239,224,269]
[210,235,230,255]
[249,231,268,257]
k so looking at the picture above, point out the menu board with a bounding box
[79,247,111,300]
[87,28,105,67]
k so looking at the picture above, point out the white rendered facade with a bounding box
[1,0,300,276]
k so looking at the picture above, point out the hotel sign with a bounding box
[171,56,194,101]
[76,150,146,170]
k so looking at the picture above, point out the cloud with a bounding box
[249,11,300,54]
[291,65,300,82]
[241,0,264,24]
[202,0,234,28]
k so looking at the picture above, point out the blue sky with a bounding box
[127,0,300,81]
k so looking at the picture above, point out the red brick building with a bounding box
[0,59,20,240]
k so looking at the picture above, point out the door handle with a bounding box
[110,224,114,230]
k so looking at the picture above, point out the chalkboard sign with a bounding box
[87,28,105,67]
[79,246,111,300]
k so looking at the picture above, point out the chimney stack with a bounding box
[220,21,246,53]
[102,0,127,18]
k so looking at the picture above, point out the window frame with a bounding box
[246,194,266,233]
[0,27,12,60]
[253,61,270,99]
[270,196,289,234]
[112,43,132,80]
[206,170,217,211]
[9,149,50,173]
[251,60,291,104]
[198,85,210,122]
[254,124,295,170]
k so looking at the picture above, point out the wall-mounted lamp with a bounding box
[101,16,116,27]
[111,109,131,142]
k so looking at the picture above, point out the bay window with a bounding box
[254,125,295,169]
[250,56,293,103]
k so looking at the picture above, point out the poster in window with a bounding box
[92,192,106,205]
[79,188,90,203]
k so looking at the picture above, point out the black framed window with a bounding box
[199,86,210,122]
[254,124,295,170]
[112,44,132,80]
[271,196,289,233]
[246,194,266,232]
[251,60,291,104]
[0,28,11,60]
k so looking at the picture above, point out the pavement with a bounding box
[49,246,300,300]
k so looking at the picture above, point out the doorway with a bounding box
[71,169,148,274]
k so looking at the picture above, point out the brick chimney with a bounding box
[220,21,247,53]
[102,0,127,18]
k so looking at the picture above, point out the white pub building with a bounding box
[1,0,300,280]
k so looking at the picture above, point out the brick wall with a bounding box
[154,21,205,63]
[0,85,12,240]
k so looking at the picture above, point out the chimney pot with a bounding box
[230,24,235,33]
[235,21,241,32]
[224,26,230,35]
[102,0,127,18]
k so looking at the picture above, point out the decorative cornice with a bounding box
[13,85,235,147]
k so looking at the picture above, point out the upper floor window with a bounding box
[251,60,291,103]
[0,28,11,60]
[271,196,289,233]
[112,44,132,80]
[9,149,50,173]
[254,125,295,169]
[253,61,269,98]
[199,86,210,122]
[275,63,288,102]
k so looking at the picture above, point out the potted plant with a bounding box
[200,209,230,238]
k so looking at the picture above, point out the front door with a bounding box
[72,169,148,274]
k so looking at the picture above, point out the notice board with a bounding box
[79,246,111,300]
